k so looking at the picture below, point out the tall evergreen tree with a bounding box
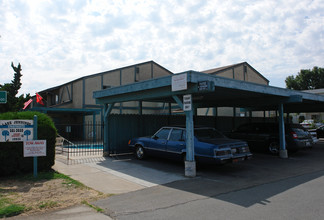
[0,62,30,113]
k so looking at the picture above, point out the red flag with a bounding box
[36,93,44,105]
[23,98,33,110]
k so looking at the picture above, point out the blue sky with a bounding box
[1,0,323,95]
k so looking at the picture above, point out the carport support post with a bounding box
[172,95,196,177]
[278,103,288,158]
[103,103,115,157]
[185,109,196,177]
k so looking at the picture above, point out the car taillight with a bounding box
[291,132,298,139]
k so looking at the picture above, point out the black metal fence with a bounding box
[54,115,279,163]
[106,114,278,154]
[55,122,104,164]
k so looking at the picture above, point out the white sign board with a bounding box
[172,74,187,91]
[183,94,192,111]
[0,120,33,142]
[24,140,47,157]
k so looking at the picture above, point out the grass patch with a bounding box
[16,170,86,188]
[81,200,104,213]
[0,197,25,218]
[0,170,90,218]
[38,201,59,209]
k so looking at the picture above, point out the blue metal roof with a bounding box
[30,107,101,115]
[93,71,324,113]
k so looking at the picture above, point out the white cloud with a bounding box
[0,0,323,94]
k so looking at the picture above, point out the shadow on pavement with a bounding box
[94,141,324,213]
[161,141,324,207]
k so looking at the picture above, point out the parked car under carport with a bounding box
[229,122,314,154]
[311,125,324,139]
[128,126,252,165]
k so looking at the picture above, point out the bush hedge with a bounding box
[0,111,57,176]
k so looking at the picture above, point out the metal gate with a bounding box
[55,122,104,164]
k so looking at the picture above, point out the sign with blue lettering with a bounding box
[0,120,33,142]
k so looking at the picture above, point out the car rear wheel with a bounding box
[268,141,279,154]
[135,145,145,160]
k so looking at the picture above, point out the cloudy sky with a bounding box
[1,0,323,96]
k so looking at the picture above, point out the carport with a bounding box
[93,71,324,177]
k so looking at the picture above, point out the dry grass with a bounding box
[0,172,108,217]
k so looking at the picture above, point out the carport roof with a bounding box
[93,71,324,113]
[30,107,101,115]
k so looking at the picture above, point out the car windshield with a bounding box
[195,128,225,139]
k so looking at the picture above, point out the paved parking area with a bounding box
[93,141,324,220]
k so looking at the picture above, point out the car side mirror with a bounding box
[152,135,158,140]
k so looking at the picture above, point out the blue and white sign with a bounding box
[0,120,33,142]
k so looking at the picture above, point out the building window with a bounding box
[135,67,140,82]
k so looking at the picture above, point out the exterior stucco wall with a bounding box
[217,107,234,117]
[215,69,233,78]
[85,75,101,105]
[122,67,135,85]
[233,66,244,81]
[103,71,120,87]
[137,63,153,81]
[59,84,72,103]
[72,80,83,108]
[246,66,268,85]
[153,64,172,78]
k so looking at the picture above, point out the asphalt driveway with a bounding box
[93,141,324,220]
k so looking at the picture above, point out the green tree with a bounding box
[0,62,30,113]
[285,66,324,90]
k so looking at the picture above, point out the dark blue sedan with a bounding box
[128,126,252,164]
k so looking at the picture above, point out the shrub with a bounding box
[0,111,57,176]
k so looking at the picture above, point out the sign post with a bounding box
[0,91,7,104]
[23,116,46,178]
[33,115,38,178]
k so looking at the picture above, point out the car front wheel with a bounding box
[268,141,279,154]
[135,145,146,160]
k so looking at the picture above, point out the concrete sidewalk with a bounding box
[10,205,112,220]
[53,159,145,195]
[53,156,186,194]
[10,156,186,219]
